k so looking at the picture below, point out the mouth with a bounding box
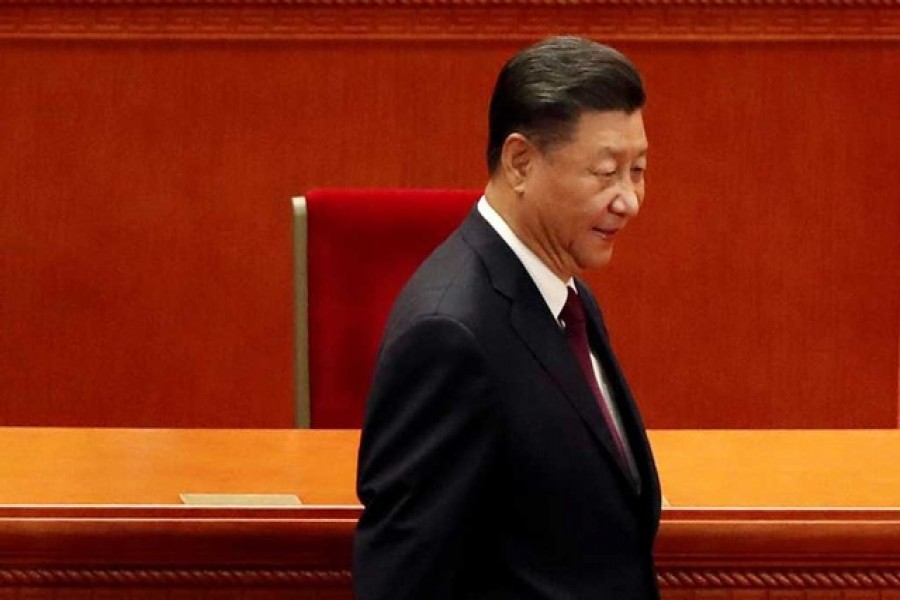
[593,227,620,241]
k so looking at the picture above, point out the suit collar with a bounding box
[459,210,642,496]
[475,197,570,319]
[458,208,522,302]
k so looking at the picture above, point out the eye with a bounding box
[589,161,618,177]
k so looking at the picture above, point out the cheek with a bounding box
[587,186,619,215]
[634,178,646,198]
[564,176,606,208]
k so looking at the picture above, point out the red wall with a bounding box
[0,2,897,427]
[589,42,900,428]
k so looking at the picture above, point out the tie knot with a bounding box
[560,287,586,328]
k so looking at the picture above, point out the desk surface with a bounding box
[0,428,897,509]
[0,428,359,506]
[653,429,900,509]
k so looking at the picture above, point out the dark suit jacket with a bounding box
[354,208,661,600]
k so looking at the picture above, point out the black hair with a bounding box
[487,36,645,174]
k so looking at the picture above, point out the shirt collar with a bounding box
[477,196,573,321]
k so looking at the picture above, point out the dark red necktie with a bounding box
[560,288,637,483]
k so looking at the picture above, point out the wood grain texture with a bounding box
[0,5,898,42]
[587,42,900,428]
[0,40,497,426]
[1,428,898,507]
[651,430,900,508]
[0,4,897,427]
[0,505,357,598]
[0,429,898,599]
[0,428,360,504]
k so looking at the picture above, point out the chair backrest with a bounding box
[293,188,480,428]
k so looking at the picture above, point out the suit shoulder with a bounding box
[385,231,494,336]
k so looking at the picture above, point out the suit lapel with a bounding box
[459,210,639,494]
[508,297,639,491]
[578,280,661,512]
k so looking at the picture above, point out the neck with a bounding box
[483,179,573,283]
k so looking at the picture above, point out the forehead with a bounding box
[563,110,648,156]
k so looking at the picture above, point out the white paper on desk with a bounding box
[179,493,302,506]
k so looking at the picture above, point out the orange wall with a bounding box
[0,2,897,427]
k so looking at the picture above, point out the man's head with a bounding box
[487,36,645,176]
[485,37,648,280]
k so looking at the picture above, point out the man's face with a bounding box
[517,110,648,280]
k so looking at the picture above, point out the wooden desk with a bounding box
[0,428,897,598]
[652,431,900,599]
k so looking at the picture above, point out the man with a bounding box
[354,36,661,599]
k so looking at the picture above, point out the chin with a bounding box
[595,246,615,266]
[578,250,614,273]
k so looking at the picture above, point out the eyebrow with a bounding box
[598,144,649,157]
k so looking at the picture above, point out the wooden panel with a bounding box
[651,430,900,508]
[0,39,498,427]
[1,428,898,509]
[0,1,897,427]
[0,428,360,505]
[0,429,898,598]
[590,42,900,429]
[0,505,357,599]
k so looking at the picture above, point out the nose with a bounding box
[609,181,641,218]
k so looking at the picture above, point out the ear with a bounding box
[499,133,535,195]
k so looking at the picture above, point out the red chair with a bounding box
[293,189,480,428]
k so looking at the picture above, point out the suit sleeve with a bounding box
[353,315,496,600]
